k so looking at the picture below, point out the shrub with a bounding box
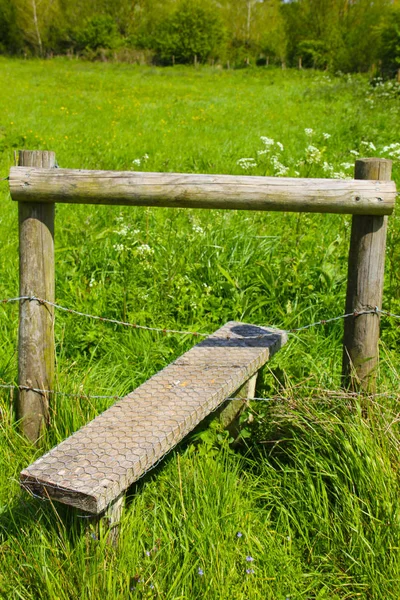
[72,15,122,52]
[153,0,225,65]
[379,7,400,78]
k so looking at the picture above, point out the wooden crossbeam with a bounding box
[9,167,396,215]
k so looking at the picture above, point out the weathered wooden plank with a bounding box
[20,321,287,514]
[9,167,396,215]
[218,373,258,441]
[342,158,392,392]
[18,151,56,442]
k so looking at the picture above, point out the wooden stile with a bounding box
[18,150,56,442]
[342,158,393,392]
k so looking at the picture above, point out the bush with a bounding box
[379,8,400,78]
[153,0,225,65]
[72,15,122,52]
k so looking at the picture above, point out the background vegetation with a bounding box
[0,60,400,598]
[1,0,400,74]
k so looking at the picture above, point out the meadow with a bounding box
[0,58,400,598]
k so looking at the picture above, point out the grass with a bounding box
[0,58,399,598]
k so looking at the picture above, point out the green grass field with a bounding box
[0,58,400,599]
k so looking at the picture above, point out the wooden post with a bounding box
[342,158,392,392]
[219,373,258,442]
[18,150,56,442]
[88,493,125,547]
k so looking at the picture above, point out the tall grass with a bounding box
[0,60,399,598]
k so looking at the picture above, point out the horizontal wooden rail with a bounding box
[9,167,396,215]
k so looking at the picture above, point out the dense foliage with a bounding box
[1,0,400,73]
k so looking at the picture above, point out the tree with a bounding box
[378,5,400,77]
[72,15,121,52]
[154,0,226,64]
[13,0,62,55]
[0,0,20,53]
[219,0,286,65]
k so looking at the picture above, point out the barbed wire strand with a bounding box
[0,381,275,403]
[2,381,398,403]
[1,296,399,406]
[2,296,210,337]
[3,296,400,340]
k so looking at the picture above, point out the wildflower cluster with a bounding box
[132,153,150,168]
[369,78,400,102]
[236,126,400,181]
[382,142,400,160]
[237,157,257,170]
[112,221,142,255]
[237,136,288,176]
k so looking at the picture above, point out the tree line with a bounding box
[1,0,400,75]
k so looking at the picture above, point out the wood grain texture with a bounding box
[18,151,56,442]
[9,167,396,215]
[218,373,258,441]
[342,158,392,392]
[20,322,287,514]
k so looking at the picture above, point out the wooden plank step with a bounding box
[20,321,287,514]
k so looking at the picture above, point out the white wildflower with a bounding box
[271,155,289,176]
[349,150,359,157]
[113,243,125,253]
[333,171,347,179]
[260,136,275,147]
[341,162,354,170]
[322,161,334,174]
[276,141,284,152]
[305,144,322,164]
[115,224,130,236]
[322,132,331,140]
[132,158,141,166]
[304,128,314,137]
[383,143,400,158]
[137,244,154,256]
[360,141,376,152]
[237,158,257,170]
[192,224,204,234]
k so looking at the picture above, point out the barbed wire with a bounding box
[0,381,274,403]
[2,380,399,407]
[285,306,400,334]
[1,296,399,421]
[3,296,400,340]
[1,296,210,337]
[0,382,123,401]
